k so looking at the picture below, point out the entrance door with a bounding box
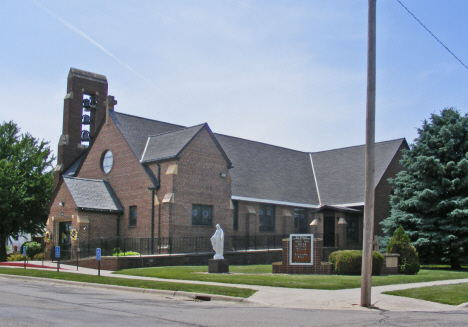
[323,215,335,247]
[58,221,72,258]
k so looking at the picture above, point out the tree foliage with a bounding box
[0,121,54,261]
[387,226,420,275]
[381,108,468,269]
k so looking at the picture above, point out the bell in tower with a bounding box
[54,68,108,189]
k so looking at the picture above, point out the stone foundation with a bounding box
[208,259,229,273]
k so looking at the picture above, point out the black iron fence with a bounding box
[49,233,343,260]
[63,234,290,259]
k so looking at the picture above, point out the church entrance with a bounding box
[58,221,72,259]
[323,214,335,247]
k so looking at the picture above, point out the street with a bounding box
[0,276,467,327]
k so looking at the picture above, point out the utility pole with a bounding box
[361,0,376,308]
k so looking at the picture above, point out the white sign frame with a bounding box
[289,234,314,266]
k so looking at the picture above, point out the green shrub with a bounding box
[19,241,43,258]
[329,250,384,275]
[372,251,385,275]
[113,247,121,255]
[6,253,30,261]
[33,252,45,260]
[387,226,420,275]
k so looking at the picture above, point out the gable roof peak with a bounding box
[214,132,309,155]
[310,138,406,155]
[140,122,232,165]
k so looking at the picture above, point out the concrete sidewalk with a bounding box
[2,260,468,312]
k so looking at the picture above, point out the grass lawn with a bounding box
[384,283,468,305]
[0,268,256,298]
[115,265,468,290]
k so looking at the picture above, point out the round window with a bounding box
[102,150,113,174]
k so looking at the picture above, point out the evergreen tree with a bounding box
[381,108,468,269]
[0,121,54,261]
[387,226,420,274]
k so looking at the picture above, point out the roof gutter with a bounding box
[76,207,123,214]
[231,196,319,209]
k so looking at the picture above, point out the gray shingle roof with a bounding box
[141,124,205,163]
[215,134,320,205]
[63,156,83,176]
[63,177,123,213]
[111,111,184,159]
[311,138,405,205]
[108,111,405,208]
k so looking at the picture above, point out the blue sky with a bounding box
[1,1,467,158]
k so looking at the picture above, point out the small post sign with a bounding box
[96,248,101,276]
[289,234,314,265]
[55,246,61,272]
[23,246,27,269]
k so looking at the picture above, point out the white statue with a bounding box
[210,224,224,260]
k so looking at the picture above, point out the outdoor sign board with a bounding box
[22,246,26,257]
[96,248,101,261]
[289,234,313,265]
[55,246,60,259]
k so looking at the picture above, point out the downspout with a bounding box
[116,214,121,238]
[142,162,161,255]
[156,164,161,251]
[150,187,155,254]
[149,164,161,255]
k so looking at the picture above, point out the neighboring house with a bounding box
[46,68,407,257]
[6,234,32,253]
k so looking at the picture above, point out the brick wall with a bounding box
[55,71,108,188]
[63,249,282,271]
[235,203,313,237]
[168,127,232,238]
[46,182,75,259]
[77,118,155,239]
[46,181,119,259]
[374,142,407,237]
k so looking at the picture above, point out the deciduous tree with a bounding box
[0,121,53,261]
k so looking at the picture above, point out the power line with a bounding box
[395,0,468,71]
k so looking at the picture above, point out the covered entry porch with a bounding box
[309,205,363,259]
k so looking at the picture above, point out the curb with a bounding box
[0,273,249,304]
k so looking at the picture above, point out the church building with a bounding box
[46,68,407,257]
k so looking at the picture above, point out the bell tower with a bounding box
[54,68,108,188]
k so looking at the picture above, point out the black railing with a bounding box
[74,234,289,259]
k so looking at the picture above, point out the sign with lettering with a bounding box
[55,246,60,259]
[289,234,313,265]
[23,246,26,257]
[96,248,101,261]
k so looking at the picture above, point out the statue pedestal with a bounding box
[208,259,229,273]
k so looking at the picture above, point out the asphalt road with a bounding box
[0,276,467,327]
